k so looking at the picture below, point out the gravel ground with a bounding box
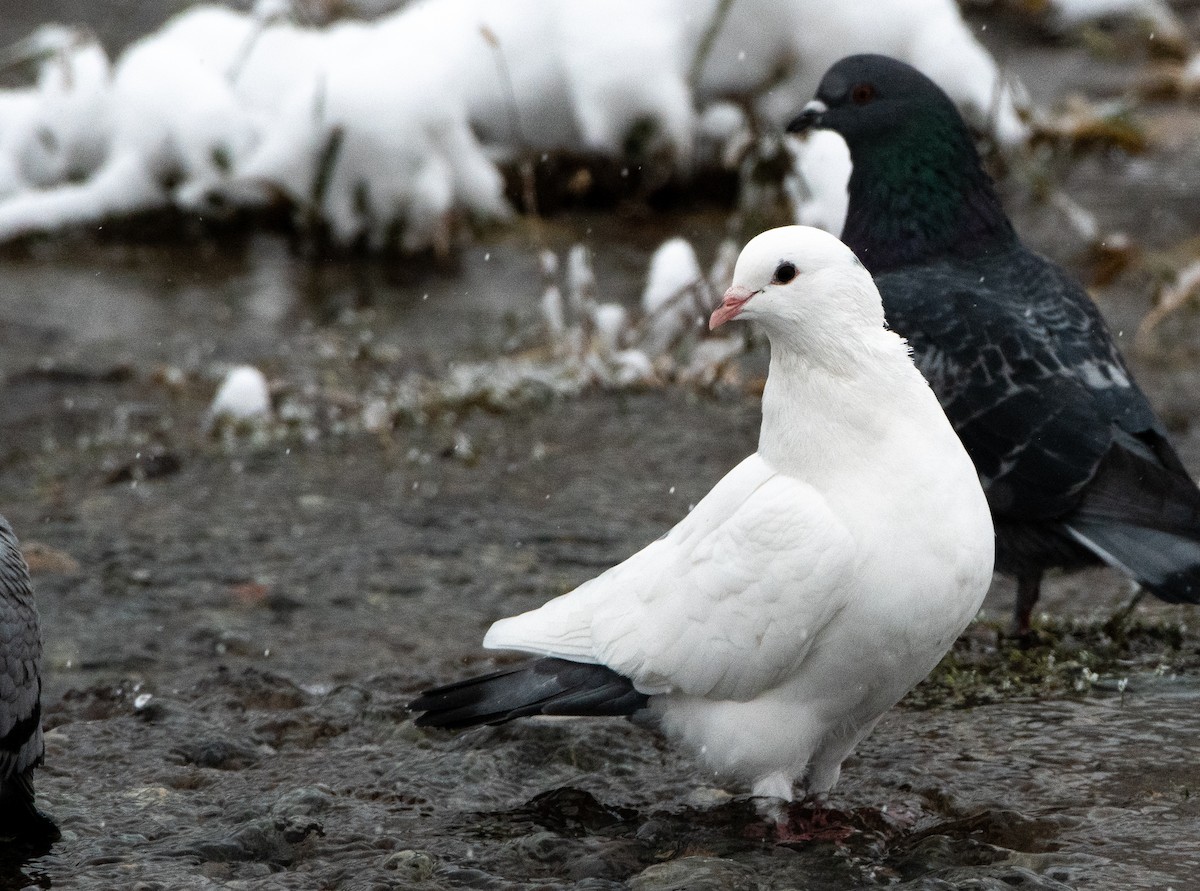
[4,3,1200,889]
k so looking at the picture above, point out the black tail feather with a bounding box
[1066,438,1200,605]
[409,657,648,730]
[1077,437,1200,534]
[1068,520,1200,605]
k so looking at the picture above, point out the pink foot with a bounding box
[773,800,921,846]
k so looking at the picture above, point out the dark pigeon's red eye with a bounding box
[851,83,876,105]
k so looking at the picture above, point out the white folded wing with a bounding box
[483,454,857,702]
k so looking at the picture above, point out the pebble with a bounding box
[270,786,335,818]
[629,856,759,891]
[381,849,436,881]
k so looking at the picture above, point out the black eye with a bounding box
[850,82,876,105]
[772,262,797,284]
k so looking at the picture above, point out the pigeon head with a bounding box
[710,226,882,343]
[788,53,954,145]
[787,54,1014,273]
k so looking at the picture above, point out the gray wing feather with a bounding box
[879,248,1165,521]
[0,516,45,781]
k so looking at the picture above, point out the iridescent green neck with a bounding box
[840,112,1015,273]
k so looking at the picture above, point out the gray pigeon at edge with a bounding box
[0,515,58,845]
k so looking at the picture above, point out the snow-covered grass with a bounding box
[0,0,1034,252]
[189,235,750,445]
[378,235,748,421]
[0,25,111,197]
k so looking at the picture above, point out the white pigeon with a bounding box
[411,225,994,803]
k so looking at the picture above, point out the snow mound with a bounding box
[0,0,1030,251]
[209,365,272,425]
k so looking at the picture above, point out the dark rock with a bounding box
[514,788,638,835]
[185,816,323,866]
[380,849,436,881]
[170,736,259,770]
[629,856,759,891]
[105,450,183,485]
[270,786,335,818]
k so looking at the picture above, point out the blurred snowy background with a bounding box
[0,0,1197,420]
[10,6,1200,889]
[0,0,1039,256]
[1,0,1192,256]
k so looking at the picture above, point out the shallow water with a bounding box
[4,4,1200,890]
[6,212,1200,888]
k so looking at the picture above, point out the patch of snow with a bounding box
[0,0,1030,249]
[643,237,703,316]
[209,365,272,423]
[693,0,1029,147]
[1044,0,1185,45]
[785,129,851,236]
[641,237,709,356]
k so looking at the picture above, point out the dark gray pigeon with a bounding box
[788,53,1200,634]
[0,516,58,844]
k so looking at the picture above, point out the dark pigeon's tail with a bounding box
[1066,437,1200,604]
[1068,519,1200,604]
[409,657,649,730]
[0,771,60,846]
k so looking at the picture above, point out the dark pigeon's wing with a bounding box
[877,247,1170,522]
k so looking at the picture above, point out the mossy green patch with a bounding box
[905,613,1194,710]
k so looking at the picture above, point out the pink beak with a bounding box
[709,285,755,331]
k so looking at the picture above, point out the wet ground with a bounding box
[6,4,1200,890]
